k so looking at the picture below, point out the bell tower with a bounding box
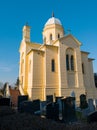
[43,14,64,45]
[22,24,30,42]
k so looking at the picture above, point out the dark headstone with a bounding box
[19,101,34,114]
[80,94,88,109]
[61,97,76,123]
[46,95,53,104]
[87,111,97,123]
[88,99,95,112]
[32,99,40,114]
[19,99,40,115]
[46,102,59,121]
[18,95,28,111]
[0,98,10,106]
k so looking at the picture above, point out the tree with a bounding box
[15,77,20,89]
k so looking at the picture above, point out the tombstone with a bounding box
[18,95,28,111]
[93,99,96,109]
[46,95,53,104]
[53,102,59,121]
[19,99,40,115]
[71,91,75,97]
[61,97,76,123]
[71,91,76,108]
[46,102,59,121]
[87,111,97,123]
[55,96,63,117]
[80,94,88,109]
[0,98,10,106]
[32,99,40,115]
[19,100,34,114]
[88,99,95,113]
[40,101,47,115]
[46,102,53,119]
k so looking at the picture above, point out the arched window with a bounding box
[51,59,55,72]
[66,55,69,70]
[50,34,52,40]
[82,63,84,74]
[66,48,75,71]
[71,55,74,70]
[58,34,60,38]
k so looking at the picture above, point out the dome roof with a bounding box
[45,17,62,26]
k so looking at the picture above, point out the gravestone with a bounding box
[87,111,97,123]
[80,94,88,109]
[19,100,34,114]
[40,101,47,115]
[88,99,95,113]
[61,97,76,123]
[18,95,28,111]
[46,102,59,121]
[93,99,96,109]
[19,99,40,115]
[46,95,53,104]
[55,96,63,116]
[32,99,40,115]
[46,102,53,119]
[0,98,10,106]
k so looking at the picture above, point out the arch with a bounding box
[51,59,55,72]
[71,55,74,70]
[66,48,75,71]
[82,63,84,74]
[58,33,60,38]
[50,34,53,40]
[66,54,69,70]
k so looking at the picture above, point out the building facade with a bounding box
[19,15,97,103]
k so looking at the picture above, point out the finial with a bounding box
[67,29,71,34]
[25,22,29,26]
[52,11,54,17]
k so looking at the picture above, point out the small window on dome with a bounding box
[58,34,60,38]
[50,34,52,40]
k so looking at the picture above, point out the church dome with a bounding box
[45,16,62,26]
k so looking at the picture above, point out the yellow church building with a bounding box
[19,14,97,104]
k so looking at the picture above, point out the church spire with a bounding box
[52,11,54,17]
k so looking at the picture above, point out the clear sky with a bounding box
[0,0,97,85]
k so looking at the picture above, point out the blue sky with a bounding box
[0,0,97,84]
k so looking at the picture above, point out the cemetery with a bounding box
[1,93,97,129]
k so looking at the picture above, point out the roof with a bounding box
[53,34,82,46]
[45,16,62,26]
[81,51,90,55]
[9,88,20,107]
[27,42,41,49]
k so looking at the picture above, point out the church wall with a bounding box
[87,60,97,99]
[32,51,45,100]
[45,45,59,96]
[81,53,91,89]
[27,53,33,99]
[58,38,85,101]
[60,37,84,89]
[58,41,68,89]
[19,41,29,94]
[88,60,95,88]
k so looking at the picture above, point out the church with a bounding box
[19,14,97,104]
